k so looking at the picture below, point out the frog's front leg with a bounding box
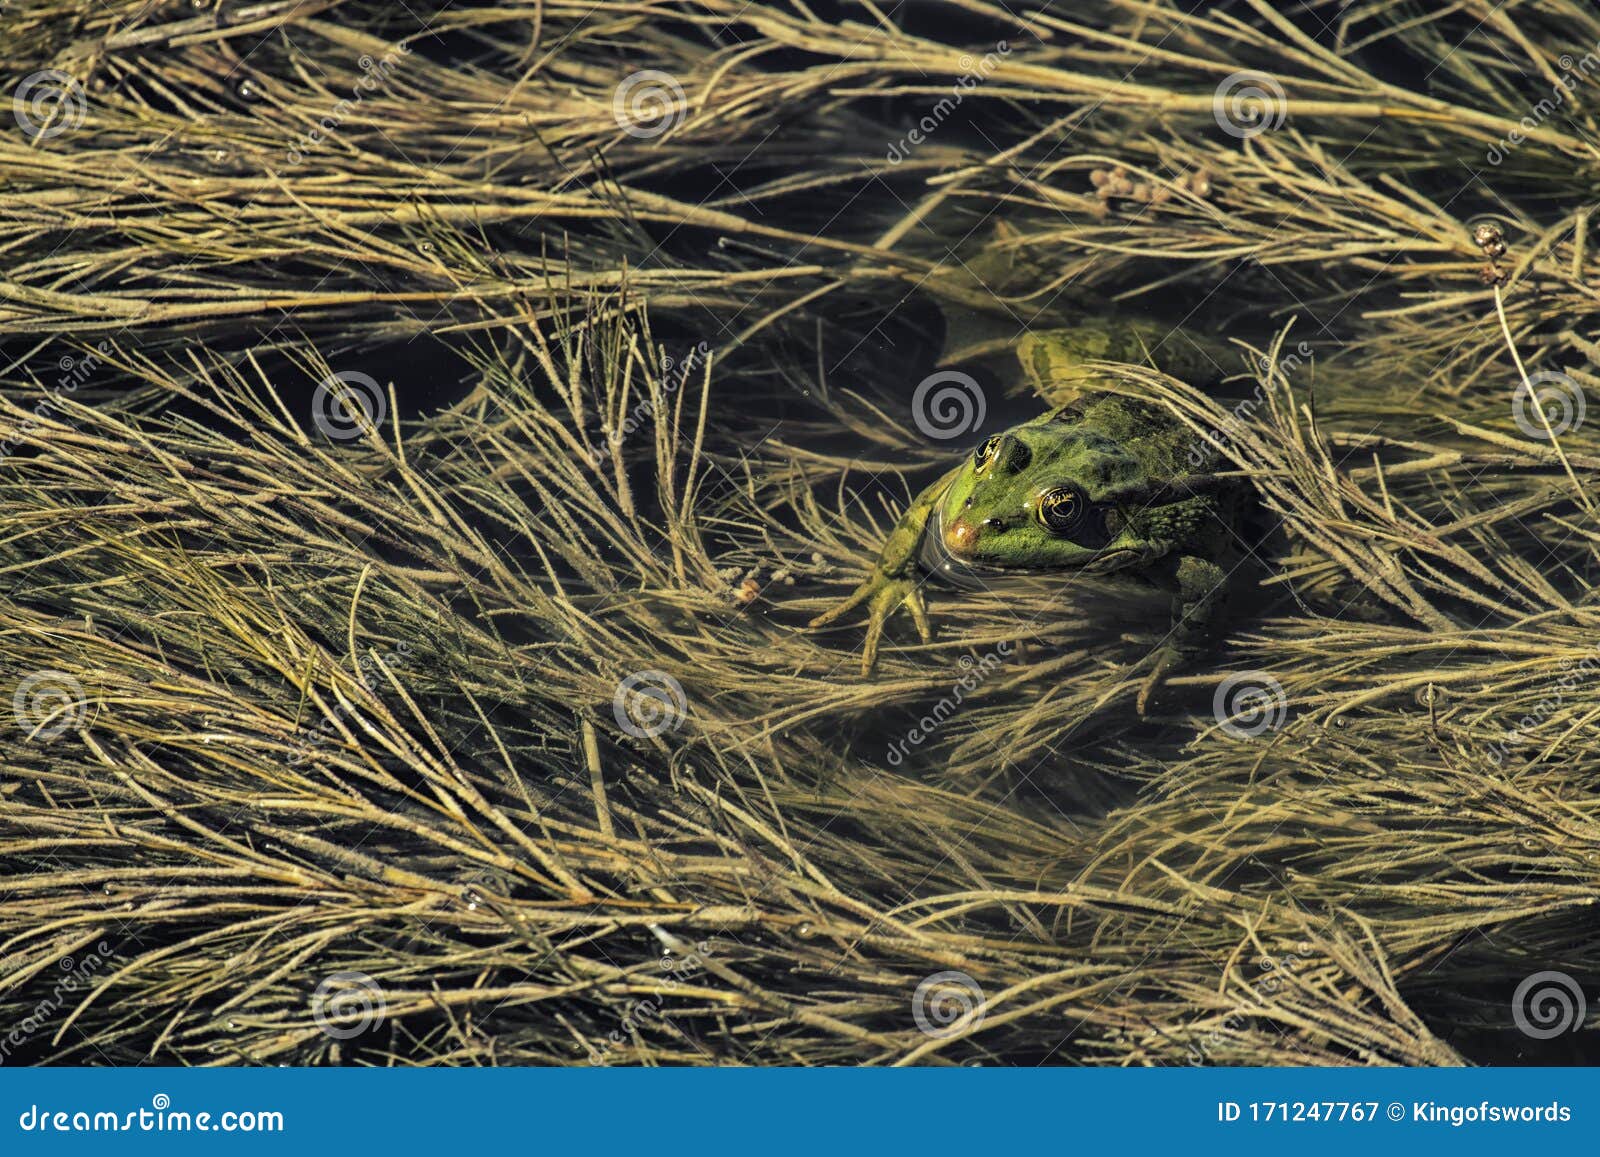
[1135,554,1231,713]
[810,465,963,674]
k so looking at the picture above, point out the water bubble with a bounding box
[1414,683,1448,708]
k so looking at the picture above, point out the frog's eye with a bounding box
[1036,485,1089,535]
[973,434,1032,474]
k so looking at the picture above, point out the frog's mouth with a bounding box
[920,507,1000,589]
[921,507,1140,587]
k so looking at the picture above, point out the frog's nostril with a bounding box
[981,517,1006,532]
[945,517,980,556]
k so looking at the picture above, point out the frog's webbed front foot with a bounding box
[808,465,961,675]
[808,569,932,675]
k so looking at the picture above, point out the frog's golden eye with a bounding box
[1036,485,1089,535]
[973,436,1002,469]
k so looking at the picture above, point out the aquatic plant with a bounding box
[1,0,1596,1065]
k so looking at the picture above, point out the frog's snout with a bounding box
[944,517,979,557]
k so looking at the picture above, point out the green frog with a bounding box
[810,327,1252,711]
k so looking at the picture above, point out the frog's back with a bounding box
[1045,395,1196,481]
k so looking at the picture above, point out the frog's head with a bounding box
[933,413,1172,573]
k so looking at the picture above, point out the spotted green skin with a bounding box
[935,397,1226,573]
[811,327,1248,700]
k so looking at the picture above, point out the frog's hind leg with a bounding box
[1018,322,1239,409]
[1134,554,1232,714]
